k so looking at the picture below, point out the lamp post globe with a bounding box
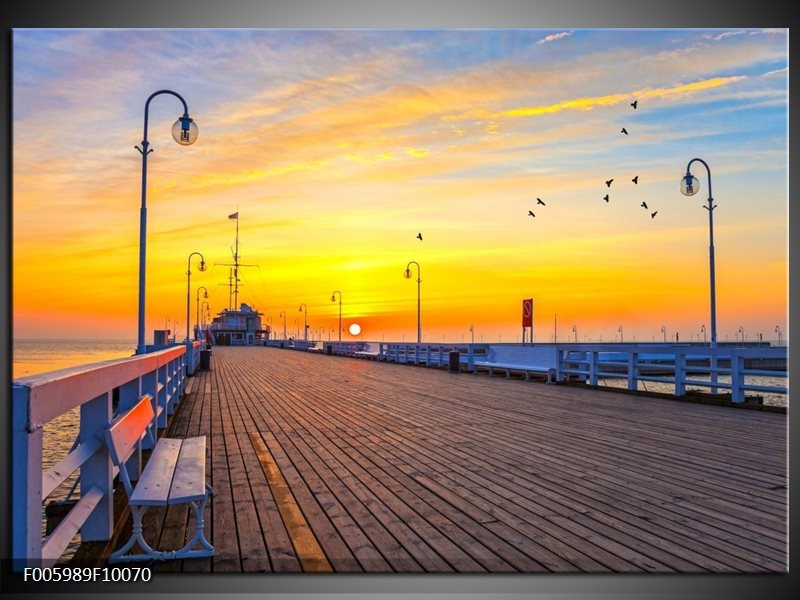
[680,174,700,197]
[172,116,199,146]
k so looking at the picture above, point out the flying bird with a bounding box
[632,175,639,184]
[536,198,546,206]
[651,211,658,219]
[631,100,638,109]
[641,201,648,209]
[528,210,536,217]
[603,194,609,203]
[621,127,629,135]
[605,178,614,187]
[416,233,423,241]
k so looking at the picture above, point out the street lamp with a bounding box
[661,325,666,343]
[738,326,745,346]
[572,324,578,343]
[279,311,287,340]
[331,291,342,342]
[299,303,308,341]
[201,301,210,326]
[195,286,208,340]
[185,252,206,342]
[701,324,706,343]
[404,261,421,344]
[775,325,782,346]
[135,89,198,355]
[266,315,273,340]
[681,158,717,349]
[469,324,474,344]
[618,325,623,343]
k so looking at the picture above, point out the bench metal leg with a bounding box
[172,484,214,560]
[108,505,162,563]
[108,485,215,563]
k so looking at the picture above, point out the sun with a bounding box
[348,323,362,336]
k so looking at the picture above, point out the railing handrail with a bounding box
[14,345,187,431]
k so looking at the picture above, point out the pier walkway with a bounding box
[107,345,787,573]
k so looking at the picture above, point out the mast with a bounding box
[216,210,256,311]
[232,211,240,310]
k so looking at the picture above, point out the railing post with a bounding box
[157,363,168,429]
[79,391,113,541]
[118,379,143,480]
[731,353,745,403]
[675,352,686,396]
[141,370,158,450]
[12,384,42,568]
[627,352,638,391]
[555,348,563,382]
[185,340,196,376]
[589,351,598,385]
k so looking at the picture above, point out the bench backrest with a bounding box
[105,394,155,467]
[488,345,558,367]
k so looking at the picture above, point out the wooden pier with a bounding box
[85,345,787,573]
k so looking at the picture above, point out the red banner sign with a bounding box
[522,298,533,327]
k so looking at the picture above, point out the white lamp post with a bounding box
[135,90,198,354]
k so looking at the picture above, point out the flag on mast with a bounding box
[228,212,238,219]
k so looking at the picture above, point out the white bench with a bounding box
[104,394,214,563]
[472,346,557,383]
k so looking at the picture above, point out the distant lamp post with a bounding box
[195,286,208,340]
[135,89,198,355]
[299,303,308,341]
[701,324,706,343]
[572,324,577,343]
[331,291,342,342]
[775,325,782,346]
[267,315,273,340]
[618,325,623,343]
[738,326,745,346]
[279,311,287,340]
[201,302,210,327]
[661,325,666,343]
[681,158,717,349]
[469,324,475,344]
[185,252,206,342]
[404,261,421,344]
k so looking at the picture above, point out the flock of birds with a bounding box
[525,98,658,222]
[415,98,655,242]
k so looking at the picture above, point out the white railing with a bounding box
[379,343,490,370]
[555,344,788,403]
[11,345,189,568]
[376,342,787,404]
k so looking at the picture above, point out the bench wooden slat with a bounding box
[169,436,208,504]
[130,438,181,506]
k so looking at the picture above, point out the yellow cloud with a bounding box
[445,76,747,123]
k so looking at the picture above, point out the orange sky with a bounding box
[12,28,788,344]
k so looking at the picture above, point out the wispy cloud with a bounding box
[712,31,746,42]
[443,76,746,123]
[537,31,572,45]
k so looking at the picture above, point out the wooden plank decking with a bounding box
[135,345,787,573]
